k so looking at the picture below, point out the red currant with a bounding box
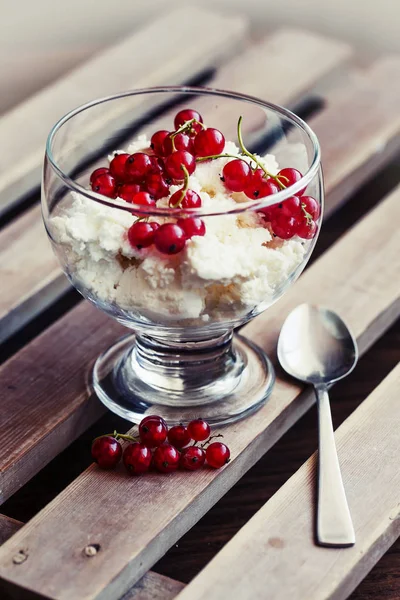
[169,189,201,209]
[125,153,153,183]
[187,419,210,442]
[206,442,230,469]
[154,223,186,254]
[277,168,305,194]
[177,217,206,239]
[222,159,251,192]
[167,424,191,449]
[164,151,196,180]
[91,172,117,198]
[296,218,317,239]
[128,221,157,249]
[193,128,225,157]
[271,216,298,239]
[123,442,152,475]
[91,436,122,469]
[90,167,109,184]
[245,175,279,200]
[145,173,170,200]
[273,196,302,219]
[153,444,180,473]
[163,132,193,155]
[151,130,169,156]
[118,183,142,202]
[140,415,167,427]
[174,109,203,134]
[301,196,320,221]
[131,191,156,208]
[180,446,206,471]
[110,153,130,181]
[139,416,168,447]
[149,156,164,174]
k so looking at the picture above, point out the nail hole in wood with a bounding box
[12,550,28,564]
[84,543,101,557]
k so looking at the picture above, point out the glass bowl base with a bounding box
[92,332,275,426]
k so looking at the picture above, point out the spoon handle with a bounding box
[315,386,355,547]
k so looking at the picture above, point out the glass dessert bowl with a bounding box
[42,87,323,425]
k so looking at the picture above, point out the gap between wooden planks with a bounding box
[175,363,400,600]
[0,27,352,344]
[0,6,247,218]
[0,514,184,600]
[0,185,399,600]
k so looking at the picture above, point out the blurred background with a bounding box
[1,0,398,116]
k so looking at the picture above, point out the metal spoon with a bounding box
[277,303,357,547]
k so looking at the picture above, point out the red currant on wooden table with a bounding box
[90,167,109,184]
[169,189,202,209]
[150,130,170,156]
[141,415,167,428]
[110,153,130,181]
[206,442,231,469]
[222,159,252,192]
[154,223,186,255]
[187,418,211,442]
[128,221,157,249]
[118,183,142,202]
[125,153,154,183]
[174,109,203,134]
[164,151,196,180]
[193,128,225,157]
[123,442,152,475]
[91,172,117,198]
[153,444,180,473]
[180,446,206,471]
[139,416,168,447]
[167,424,191,449]
[177,217,206,239]
[277,168,305,194]
[91,435,122,469]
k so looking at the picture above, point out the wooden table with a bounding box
[0,7,399,600]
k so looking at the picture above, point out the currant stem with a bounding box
[196,152,241,163]
[201,433,224,448]
[171,165,190,208]
[173,118,205,138]
[301,202,314,225]
[237,116,285,189]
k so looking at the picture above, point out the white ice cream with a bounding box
[50,138,307,323]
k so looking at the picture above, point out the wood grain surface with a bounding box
[175,363,400,600]
[0,185,398,599]
[0,514,184,600]
[0,6,247,217]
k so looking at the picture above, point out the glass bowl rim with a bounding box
[45,85,321,217]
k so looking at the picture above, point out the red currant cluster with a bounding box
[89,109,224,255]
[89,109,319,253]
[91,415,230,475]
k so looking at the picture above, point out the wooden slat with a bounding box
[0,6,247,217]
[0,185,398,599]
[2,54,399,347]
[174,364,400,600]
[311,57,400,216]
[0,514,184,600]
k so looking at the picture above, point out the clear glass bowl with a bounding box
[42,87,323,425]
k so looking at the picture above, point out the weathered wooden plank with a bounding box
[0,514,184,600]
[0,6,247,217]
[0,185,398,599]
[311,57,400,216]
[0,515,21,546]
[174,364,400,600]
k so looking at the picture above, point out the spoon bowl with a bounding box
[278,304,358,385]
